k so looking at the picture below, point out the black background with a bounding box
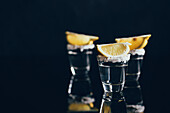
[1,0,170,113]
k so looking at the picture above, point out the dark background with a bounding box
[1,0,170,113]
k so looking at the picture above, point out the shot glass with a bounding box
[97,54,130,113]
[67,44,97,112]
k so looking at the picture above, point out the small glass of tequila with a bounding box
[123,49,145,113]
[67,44,98,113]
[97,54,130,113]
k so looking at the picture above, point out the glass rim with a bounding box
[67,44,95,51]
[97,54,130,63]
[129,49,145,56]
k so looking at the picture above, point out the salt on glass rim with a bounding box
[130,49,145,55]
[67,44,95,51]
[97,54,130,63]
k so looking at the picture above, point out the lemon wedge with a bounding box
[69,103,91,111]
[97,43,130,57]
[66,31,99,45]
[115,34,151,50]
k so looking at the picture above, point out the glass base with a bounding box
[100,98,127,113]
[126,105,145,113]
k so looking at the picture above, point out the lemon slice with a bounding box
[97,43,130,57]
[69,103,90,111]
[66,31,99,45]
[115,34,151,50]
